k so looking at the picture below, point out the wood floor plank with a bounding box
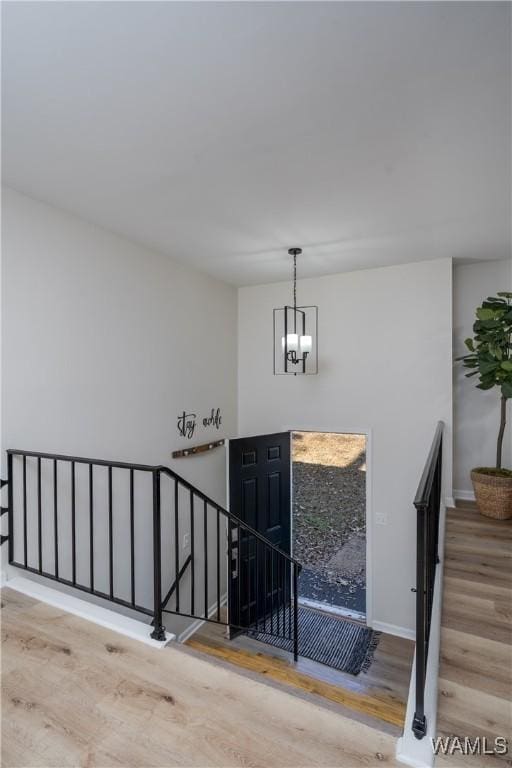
[1,587,401,767]
[437,678,512,742]
[439,627,512,699]
[437,504,512,759]
[443,575,511,603]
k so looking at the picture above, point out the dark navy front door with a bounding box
[228,432,291,634]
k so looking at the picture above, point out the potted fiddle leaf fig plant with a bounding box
[458,291,512,519]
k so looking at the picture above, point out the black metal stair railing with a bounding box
[411,421,444,740]
[4,449,302,660]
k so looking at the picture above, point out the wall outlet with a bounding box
[182,533,190,550]
[376,512,387,525]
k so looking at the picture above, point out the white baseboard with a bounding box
[453,489,475,502]
[371,620,415,641]
[3,574,175,649]
[178,593,228,644]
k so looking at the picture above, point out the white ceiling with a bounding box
[2,2,511,286]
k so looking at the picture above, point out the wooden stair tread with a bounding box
[186,635,407,731]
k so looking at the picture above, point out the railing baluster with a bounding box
[281,553,285,637]
[263,545,267,634]
[287,564,290,640]
[7,452,13,564]
[37,457,42,573]
[277,552,281,636]
[190,490,195,616]
[246,532,251,628]
[130,468,135,606]
[227,521,233,625]
[293,564,299,661]
[174,480,179,613]
[283,561,286,639]
[89,463,94,592]
[288,563,292,640]
[270,549,274,636]
[203,500,208,619]
[23,455,27,567]
[108,465,113,599]
[53,459,58,578]
[71,461,76,585]
[237,523,241,628]
[254,538,259,630]
[216,509,221,622]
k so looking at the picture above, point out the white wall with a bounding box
[2,188,237,490]
[1,188,459,638]
[453,259,512,496]
[238,259,453,634]
[1,187,237,629]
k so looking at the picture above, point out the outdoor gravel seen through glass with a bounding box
[292,431,366,615]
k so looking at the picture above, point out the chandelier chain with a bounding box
[293,252,297,311]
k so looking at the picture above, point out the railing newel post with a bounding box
[151,468,166,642]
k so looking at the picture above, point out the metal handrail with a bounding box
[413,421,444,508]
[411,422,444,740]
[7,449,301,569]
[6,448,302,659]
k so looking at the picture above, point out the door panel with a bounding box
[228,432,291,634]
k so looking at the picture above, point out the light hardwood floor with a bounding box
[186,613,414,734]
[436,502,512,766]
[1,587,402,768]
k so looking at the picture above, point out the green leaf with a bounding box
[502,381,512,398]
[476,308,496,321]
[457,292,512,400]
[479,361,498,375]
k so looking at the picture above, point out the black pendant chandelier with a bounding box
[273,248,318,375]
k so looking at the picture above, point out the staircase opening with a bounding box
[292,431,367,620]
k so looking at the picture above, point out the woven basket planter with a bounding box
[471,469,512,520]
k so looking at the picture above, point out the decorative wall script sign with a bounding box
[177,412,197,439]
[202,408,222,430]
[177,408,222,440]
